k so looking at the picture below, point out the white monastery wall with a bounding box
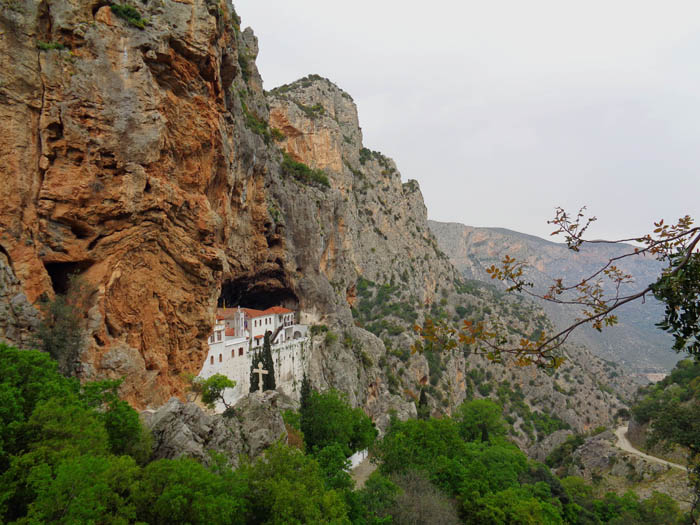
[199,321,309,411]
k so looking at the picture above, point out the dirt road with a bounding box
[350,455,377,488]
[614,424,687,471]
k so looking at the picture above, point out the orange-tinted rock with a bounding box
[0,1,280,407]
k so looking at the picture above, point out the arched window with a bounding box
[232,349,235,358]
[239,347,243,356]
[219,354,222,362]
[210,356,214,365]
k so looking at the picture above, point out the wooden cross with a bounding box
[253,362,268,393]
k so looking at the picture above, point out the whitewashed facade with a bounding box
[198,306,309,410]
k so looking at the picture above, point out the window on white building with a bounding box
[239,347,243,356]
[210,356,214,365]
[219,354,222,362]
[216,331,222,342]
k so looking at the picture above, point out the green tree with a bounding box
[262,331,276,391]
[0,345,155,522]
[244,442,349,524]
[133,457,247,525]
[23,454,139,524]
[81,378,152,462]
[417,388,430,420]
[455,399,507,442]
[315,443,353,491]
[196,373,236,411]
[352,471,398,525]
[300,371,311,411]
[0,398,111,520]
[375,417,466,476]
[0,344,77,469]
[301,389,377,457]
[632,491,684,525]
[471,485,563,525]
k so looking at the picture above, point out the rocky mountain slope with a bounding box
[429,221,681,373]
[0,0,638,455]
[0,0,454,412]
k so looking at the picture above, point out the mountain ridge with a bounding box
[429,219,682,373]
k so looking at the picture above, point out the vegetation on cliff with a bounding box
[280,152,331,188]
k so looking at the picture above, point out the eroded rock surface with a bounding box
[234,391,289,457]
[1,1,288,405]
[143,391,289,467]
[1,1,638,458]
[143,397,246,467]
[0,250,40,347]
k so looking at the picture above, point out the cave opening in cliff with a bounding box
[44,261,93,295]
[218,275,298,312]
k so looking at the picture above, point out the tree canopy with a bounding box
[300,388,377,457]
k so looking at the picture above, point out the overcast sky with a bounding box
[235,1,700,240]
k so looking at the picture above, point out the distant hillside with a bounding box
[429,221,683,373]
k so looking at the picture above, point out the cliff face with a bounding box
[0,0,283,406]
[0,1,635,449]
[267,76,457,311]
[0,0,451,411]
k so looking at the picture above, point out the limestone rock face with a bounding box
[0,1,284,406]
[268,77,457,304]
[0,250,40,347]
[143,392,289,466]
[0,0,450,414]
[569,430,691,508]
[1,0,638,456]
[234,391,289,457]
[529,429,574,463]
[143,397,246,467]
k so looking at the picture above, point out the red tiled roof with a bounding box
[254,335,264,339]
[216,308,238,319]
[264,306,293,315]
[225,328,236,337]
[241,308,267,318]
[217,306,294,319]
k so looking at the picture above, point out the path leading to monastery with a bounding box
[351,455,377,489]
[614,424,687,471]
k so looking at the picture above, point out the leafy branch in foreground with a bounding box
[415,208,700,367]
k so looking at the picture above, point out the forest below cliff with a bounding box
[0,343,689,524]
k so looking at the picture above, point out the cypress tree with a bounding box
[262,332,276,391]
[417,388,430,420]
[300,372,311,412]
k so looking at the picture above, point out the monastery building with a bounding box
[198,306,309,409]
